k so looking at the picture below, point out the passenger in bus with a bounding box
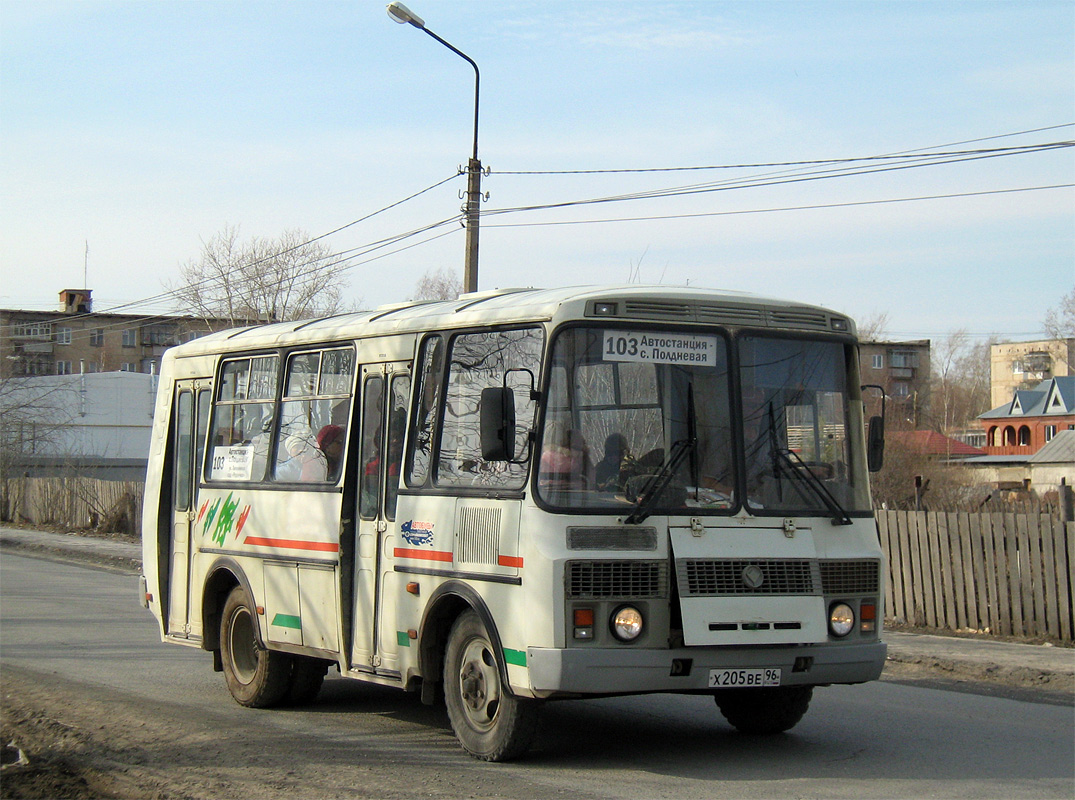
[539,420,590,489]
[595,433,629,492]
[280,433,327,482]
[316,424,345,480]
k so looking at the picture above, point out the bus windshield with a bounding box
[537,327,870,517]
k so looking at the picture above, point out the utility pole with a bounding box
[388,3,482,294]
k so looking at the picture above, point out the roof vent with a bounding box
[59,288,92,314]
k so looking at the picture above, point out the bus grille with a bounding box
[567,526,658,551]
[566,560,669,599]
[679,559,880,597]
[680,559,817,596]
[819,560,880,594]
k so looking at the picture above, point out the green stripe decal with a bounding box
[503,648,526,667]
[397,630,411,647]
[271,613,302,630]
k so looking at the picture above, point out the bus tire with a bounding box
[714,685,813,734]
[443,610,539,762]
[220,586,290,708]
[286,656,330,706]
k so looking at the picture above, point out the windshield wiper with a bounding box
[772,446,853,526]
[625,437,696,525]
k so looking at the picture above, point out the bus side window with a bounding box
[406,335,443,486]
[436,327,543,489]
[385,374,410,521]
[207,355,279,483]
[174,391,193,511]
[359,375,384,519]
[273,347,354,484]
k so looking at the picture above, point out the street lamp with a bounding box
[387,2,482,294]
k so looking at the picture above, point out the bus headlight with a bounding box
[828,603,855,638]
[610,605,644,641]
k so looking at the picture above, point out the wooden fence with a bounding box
[877,510,1075,642]
[3,478,1073,643]
[1,477,143,535]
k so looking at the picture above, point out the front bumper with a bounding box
[526,639,887,697]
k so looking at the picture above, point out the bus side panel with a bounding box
[142,353,215,640]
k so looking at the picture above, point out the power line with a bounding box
[482,143,1072,217]
[492,125,1074,175]
[481,184,1073,229]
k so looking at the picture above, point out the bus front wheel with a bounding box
[714,685,813,734]
[443,610,539,761]
[220,586,290,708]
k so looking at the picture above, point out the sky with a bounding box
[2,0,1073,343]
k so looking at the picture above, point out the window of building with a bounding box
[90,328,105,347]
[14,321,52,339]
[142,327,175,346]
[889,351,918,369]
[871,354,883,370]
[122,329,137,347]
[56,327,71,345]
[56,361,72,375]
[1045,425,1057,442]
[121,362,137,372]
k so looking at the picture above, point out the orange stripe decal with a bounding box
[498,555,524,568]
[244,537,339,552]
[394,548,453,563]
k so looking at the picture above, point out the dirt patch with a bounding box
[2,691,131,799]
[884,621,1073,650]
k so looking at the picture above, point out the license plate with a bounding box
[708,668,781,688]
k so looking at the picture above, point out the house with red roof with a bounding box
[888,430,985,459]
[977,376,1075,456]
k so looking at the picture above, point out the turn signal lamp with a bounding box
[573,608,594,640]
[860,600,877,633]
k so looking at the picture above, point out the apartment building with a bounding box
[990,338,1075,408]
[858,339,931,428]
[1,289,240,379]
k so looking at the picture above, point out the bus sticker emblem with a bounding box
[400,520,434,547]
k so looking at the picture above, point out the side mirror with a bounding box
[861,384,886,473]
[867,415,885,472]
[480,387,516,461]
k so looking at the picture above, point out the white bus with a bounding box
[141,285,887,761]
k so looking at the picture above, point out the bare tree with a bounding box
[171,226,352,324]
[0,376,80,519]
[869,433,980,510]
[411,266,463,302]
[926,330,993,435]
[855,311,890,342]
[1043,286,1075,339]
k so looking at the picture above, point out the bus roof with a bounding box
[167,284,853,358]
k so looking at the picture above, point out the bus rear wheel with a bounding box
[220,586,290,708]
[286,656,330,706]
[443,610,539,762]
[714,685,813,734]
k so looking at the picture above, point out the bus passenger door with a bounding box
[168,380,210,638]
[351,364,410,675]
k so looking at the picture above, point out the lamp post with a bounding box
[387,2,481,294]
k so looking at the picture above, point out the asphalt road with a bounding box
[2,550,1073,799]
